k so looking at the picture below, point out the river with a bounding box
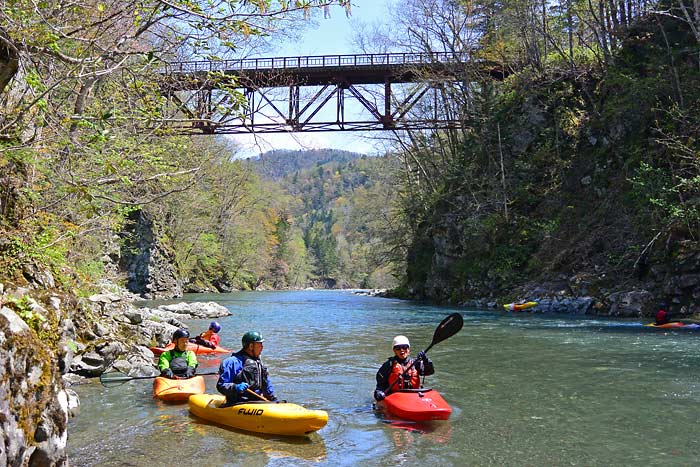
[67,290,700,466]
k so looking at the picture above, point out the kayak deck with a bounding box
[188,394,328,436]
[378,388,452,422]
[153,376,205,402]
[503,301,538,312]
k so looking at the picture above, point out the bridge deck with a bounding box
[161,52,495,88]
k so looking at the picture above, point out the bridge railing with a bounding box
[163,52,472,74]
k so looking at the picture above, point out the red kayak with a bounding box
[150,342,231,356]
[378,389,452,422]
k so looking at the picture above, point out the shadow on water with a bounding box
[372,407,453,441]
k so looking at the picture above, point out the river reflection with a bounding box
[382,420,452,448]
[187,417,327,462]
[68,290,700,466]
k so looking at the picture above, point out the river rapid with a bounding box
[67,290,700,466]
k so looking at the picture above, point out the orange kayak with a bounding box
[150,342,231,356]
[153,376,205,402]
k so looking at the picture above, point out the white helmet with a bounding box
[392,335,410,348]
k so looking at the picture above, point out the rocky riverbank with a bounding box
[385,241,700,320]
[0,268,230,466]
[66,291,231,379]
[457,244,700,319]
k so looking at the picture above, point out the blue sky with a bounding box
[230,0,394,157]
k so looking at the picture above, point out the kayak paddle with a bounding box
[100,370,274,401]
[423,312,464,354]
[384,312,464,394]
[99,369,219,388]
[246,388,270,401]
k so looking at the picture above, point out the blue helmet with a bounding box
[209,321,221,333]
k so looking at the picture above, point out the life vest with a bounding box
[199,330,219,346]
[191,330,219,348]
[387,357,420,390]
[232,351,269,391]
[167,349,191,376]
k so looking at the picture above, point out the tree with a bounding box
[0,0,351,283]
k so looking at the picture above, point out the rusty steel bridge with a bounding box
[159,52,502,134]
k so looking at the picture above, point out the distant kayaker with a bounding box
[190,321,222,349]
[373,335,434,402]
[655,304,670,325]
[158,328,198,379]
[217,331,277,405]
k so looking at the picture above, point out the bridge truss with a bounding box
[159,52,501,135]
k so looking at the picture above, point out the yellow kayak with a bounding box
[503,301,538,312]
[188,394,328,436]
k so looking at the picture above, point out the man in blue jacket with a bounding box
[217,331,276,405]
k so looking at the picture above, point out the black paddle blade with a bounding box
[431,313,463,347]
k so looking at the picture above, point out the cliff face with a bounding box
[402,16,700,317]
[119,209,182,299]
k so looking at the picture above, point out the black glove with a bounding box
[417,351,428,363]
[266,394,277,402]
[184,367,196,378]
[374,390,386,401]
[161,368,174,379]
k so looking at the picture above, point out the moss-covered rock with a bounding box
[0,283,70,466]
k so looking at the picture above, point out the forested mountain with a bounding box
[0,1,356,463]
[273,152,402,288]
[156,147,400,292]
[247,149,365,180]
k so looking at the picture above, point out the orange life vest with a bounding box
[387,358,420,390]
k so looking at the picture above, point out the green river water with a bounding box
[67,290,700,466]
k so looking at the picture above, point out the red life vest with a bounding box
[387,358,420,390]
[210,333,220,346]
[199,330,220,346]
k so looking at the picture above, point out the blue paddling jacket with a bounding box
[217,350,275,404]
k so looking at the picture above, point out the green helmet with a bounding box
[242,331,264,347]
